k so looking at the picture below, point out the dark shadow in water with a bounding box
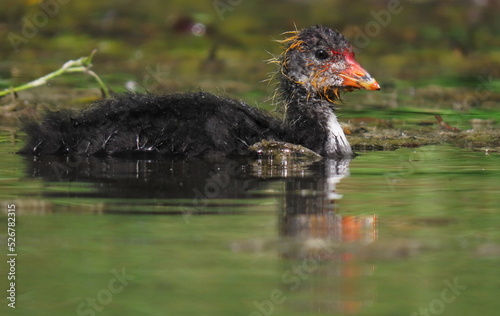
[22,155,259,202]
[22,155,377,314]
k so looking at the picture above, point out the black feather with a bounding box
[19,92,284,157]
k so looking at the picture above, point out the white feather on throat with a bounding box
[325,111,353,157]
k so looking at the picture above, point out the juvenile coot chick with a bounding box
[19,25,380,158]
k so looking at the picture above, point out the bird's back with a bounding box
[19,92,284,157]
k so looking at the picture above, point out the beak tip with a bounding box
[359,79,381,91]
[338,56,380,91]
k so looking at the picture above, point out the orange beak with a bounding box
[338,55,380,91]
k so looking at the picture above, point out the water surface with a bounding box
[1,134,499,316]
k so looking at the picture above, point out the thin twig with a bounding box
[0,49,109,99]
[435,115,460,132]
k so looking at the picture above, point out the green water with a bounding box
[1,135,499,316]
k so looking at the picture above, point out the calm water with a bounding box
[1,1,499,315]
[1,133,499,316]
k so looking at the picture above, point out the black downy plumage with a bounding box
[19,25,380,158]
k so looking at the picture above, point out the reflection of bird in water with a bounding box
[280,159,376,251]
[20,26,380,158]
[278,158,378,315]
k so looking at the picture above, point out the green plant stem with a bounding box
[0,50,109,99]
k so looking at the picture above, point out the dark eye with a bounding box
[315,49,329,60]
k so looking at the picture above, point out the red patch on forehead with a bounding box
[330,49,355,61]
[343,50,356,60]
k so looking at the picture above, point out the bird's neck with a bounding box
[281,82,354,157]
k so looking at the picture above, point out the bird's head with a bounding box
[278,25,380,103]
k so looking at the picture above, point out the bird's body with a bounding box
[19,25,380,158]
[21,92,283,157]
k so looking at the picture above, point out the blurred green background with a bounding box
[1,0,499,111]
